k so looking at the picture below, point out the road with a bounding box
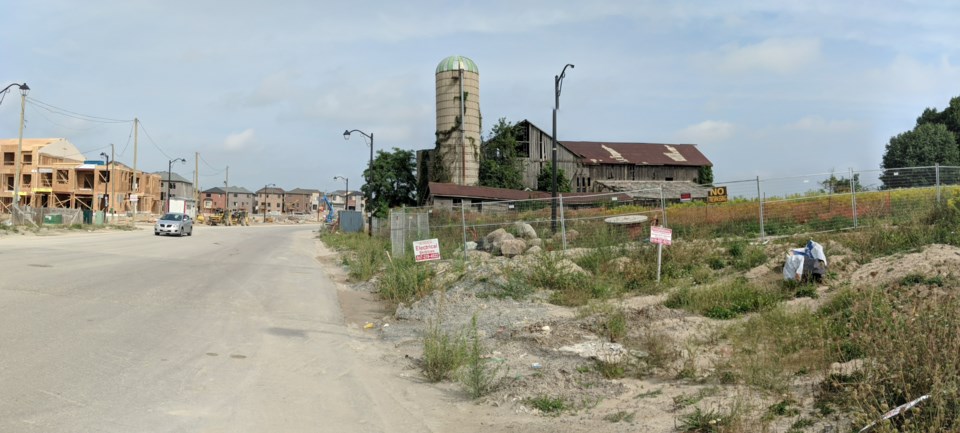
[0,225,484,433]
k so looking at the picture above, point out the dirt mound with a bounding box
[850,244,960,287]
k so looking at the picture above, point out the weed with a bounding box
[479,273,535,301]
[377,253,437,305]
[596,360,625,379]
[665,277,781,319]
[603,411,636,423]
[635,388,663,399]
[421,320,466,383]
[526,395,566,415]
[677,406,728,432]
[460,316,503,399]
[764,399,800,420]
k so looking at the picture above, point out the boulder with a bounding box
[525,245,543,255]
[558,341,627,363]
[465,241,478,251]
[528,238,544,248]
[484,228,515,254]
[513,222,539,240]
[500,239,528,258]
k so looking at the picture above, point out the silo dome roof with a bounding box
[436,55,478,74]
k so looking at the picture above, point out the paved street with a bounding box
[0,225,466,433]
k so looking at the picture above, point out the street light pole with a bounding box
[262,183,276,223]
[343,129,374,236]
[167,157,186,213]
[551,64,574,232]
[6,83,29,216]
[334,176,348,213]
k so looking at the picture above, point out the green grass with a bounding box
[665,277,782,319]
[376,254,437,305]
[460,316,502,399]
[318,232,389,281]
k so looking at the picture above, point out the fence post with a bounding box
[757,177,765,241]
[461,204,468,264]
[936,163,941,205]
[559,194,567,251]
[659,186,667,227]
[849,168,858,228]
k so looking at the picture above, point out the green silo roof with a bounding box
[436,55,478,74]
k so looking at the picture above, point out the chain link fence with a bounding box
[382,165,960,259]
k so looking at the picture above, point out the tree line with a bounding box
[881,96,960,188]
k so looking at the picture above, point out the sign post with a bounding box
[650,226,673,284]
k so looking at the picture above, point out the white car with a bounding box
[154,213,194,237]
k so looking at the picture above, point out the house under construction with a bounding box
[1,138,162,215]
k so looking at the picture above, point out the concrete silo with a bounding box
[435,55,480,186]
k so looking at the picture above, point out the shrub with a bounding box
[460,316,503,398]
[422,321,467,383]
[377,254,437,305]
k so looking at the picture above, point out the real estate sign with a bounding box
[650,226,672,246]
[413,238,441,262]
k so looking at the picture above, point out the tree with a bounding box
[361,148,418,218]
[819,172,864,193]
[916,96,960,141]
[479,118,526,190]
[880,123,958,189]
[536,162,571,193]
[697,166,714,185]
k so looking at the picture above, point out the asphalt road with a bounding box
[0,225,467,433]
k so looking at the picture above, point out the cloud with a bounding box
[223,129,256,151]
[716,38,822,74]
[786,116,862,133]
[675,120,735,143]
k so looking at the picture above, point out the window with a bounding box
[23,174,32,186]
[41,173,53,187]
[22,154,32,165]
[232,193,237,197]
[57,170,69,184]
[3,153,13,166]
[205,193,211,198]
[4,175,12,191]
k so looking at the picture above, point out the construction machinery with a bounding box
[205,209,226,226]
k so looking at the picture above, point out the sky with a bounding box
[2,0,958,194]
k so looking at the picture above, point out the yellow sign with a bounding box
[34,188,53,193]
[708,186,728,203]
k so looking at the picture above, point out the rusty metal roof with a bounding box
[428,182,632,203]
[562,141,712,167]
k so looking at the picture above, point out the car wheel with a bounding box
[188,227,193,236]
[155,232,159,236]
[179,228,184,237]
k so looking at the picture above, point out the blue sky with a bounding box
[2,0,958,193]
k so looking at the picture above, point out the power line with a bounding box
[118,122,134,157]
[136,121,173,161]
[26,97,133,124]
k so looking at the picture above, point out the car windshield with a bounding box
[161,213,183,221]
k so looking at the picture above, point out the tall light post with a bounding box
[551,64,574,232]
[333,176,348,213]
[99,152,110,217]
[167,157,185,213]
[343,129,373,236]
[4,83,29,215]
[261,183,276,223]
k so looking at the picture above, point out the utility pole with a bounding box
[194,152,199,213]
[224,165,230,226]
[132,118,138,223]
[110,143,115,223]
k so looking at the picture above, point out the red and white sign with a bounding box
[413,238,441,262]
[650,226,672,246]
[680,193,691,202]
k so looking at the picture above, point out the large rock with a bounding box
[484,228,515,254]
[528,238,543,248]
[513,222,539,240]
[558,341,627,363]
[525,245,543,256]
[500,238,528,258]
